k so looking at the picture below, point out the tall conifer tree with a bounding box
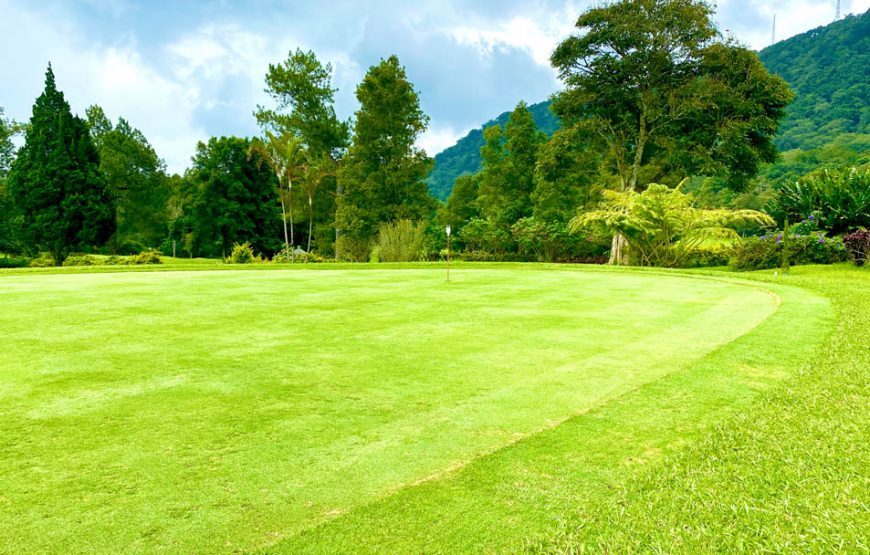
[8,66,114,264]
[336,56,434,258]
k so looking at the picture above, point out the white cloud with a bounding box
[0,1,204,173]
[716,0,868,49]
[442,3,581,67]
[2,0,866,170]
[418,124,463,157]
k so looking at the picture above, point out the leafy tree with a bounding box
[551,0,792,263]
[477,102,545,234]
[336,55,435,258]
[437,173,480,249]
[532,126,602,223]
[0,182,24,255]
[0,107,23,254]
[570,183,774,267]
[257,49,350,255]
[427,99,560,201]
[187,137,282,258]
[7,66,114,264]
[164,173,197,257]
[257,48,349,158]
[551,0,792,192]
[86,105,170,252]
[248,131,308,252]
[299,154,338,256]
[0,107,16,178]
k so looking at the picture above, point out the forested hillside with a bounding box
[426,100,559,200]
[427,10,869,200]
[760,11,868,152]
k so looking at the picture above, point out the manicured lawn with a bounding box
[0,265,860,552]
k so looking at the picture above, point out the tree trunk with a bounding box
[306,193,313,261]
[287,179,294,250]
[610,107,647,266]
[609,233,629,266]
[279,187,290,254]
[334,182,343,261]
[628,109,647,192]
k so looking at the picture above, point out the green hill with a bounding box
[426,100,559,200]
[759,11,869,152]
[427,11,869,200]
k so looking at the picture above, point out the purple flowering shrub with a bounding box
[843,229,870,266]
[730,227,848,271]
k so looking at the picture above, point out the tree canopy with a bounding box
[187,136,282,258]
[0,107,16,179]
[551,0,793,192]
[256,48,349,158]
[335,55,434,257]
[7,66,114,264]
[86,105,170,252]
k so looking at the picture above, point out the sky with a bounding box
[1,0,867,174]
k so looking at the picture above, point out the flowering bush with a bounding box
[843,229,870,266]
[730,230,847,271]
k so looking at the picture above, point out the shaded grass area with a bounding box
[264,279,832,553]
[0,268,779,553]
[529,265,869,553]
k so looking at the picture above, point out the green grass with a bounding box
[0,264,863,552]
[529,265,870,553]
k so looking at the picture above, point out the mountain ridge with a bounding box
[426,10,869,201]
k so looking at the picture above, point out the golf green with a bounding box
[0,267,789,552]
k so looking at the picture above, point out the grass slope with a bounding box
[266,276,832,553]
[1,267,781,553]
[531,265,869,553]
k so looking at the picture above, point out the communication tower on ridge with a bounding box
[771,13,776,45]
[836,0,841,21]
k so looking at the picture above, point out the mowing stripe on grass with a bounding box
[0,268,782,553]
[262,279,831,553]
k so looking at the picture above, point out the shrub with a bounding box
[225,242,259,264]
[272,248,329,263]
[730,232,848,271]
[770,167,870,234]
[0,256,30,268]
[458,218,513,254]
[335,236,372,262]
[843,229,870,266]
[679,243,733,268]
[512,218,596,263]
[457,250,502,262]
[114,239,149,256]
[376,219,427,262]
[29,254,55,267]
[62,254,100,267]
[128,250,162,265]
[572,183,774,267]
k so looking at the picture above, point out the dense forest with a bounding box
[759,11,869,152]
[427,10,870,201]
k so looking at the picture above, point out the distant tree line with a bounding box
[1,1,864,267]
